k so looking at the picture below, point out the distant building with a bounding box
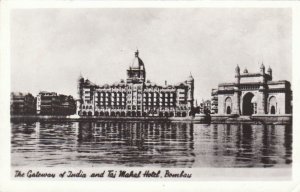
[199,100,211,114]
[10,92,36,115]
[213,64,292,115]
[37,91,76,115]
[77,50,194,117]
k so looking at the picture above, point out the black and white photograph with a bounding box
[1,1,300,192]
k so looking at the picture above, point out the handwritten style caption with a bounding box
[14,170,192,179]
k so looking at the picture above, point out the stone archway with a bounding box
[226,106,231,114]
[271,106,276,114]
[269,96,277,114]
[243,92,255,115]
[225,97,232,114]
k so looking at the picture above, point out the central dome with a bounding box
[132,50,144,68]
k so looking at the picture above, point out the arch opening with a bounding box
[225,97,232,114]
[271,106,276,114]
[243,92,255,115]
[226,106,231,114]
[269,96,277,114]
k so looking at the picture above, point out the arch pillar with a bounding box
[233,88,241,115]
[257,87,267,114]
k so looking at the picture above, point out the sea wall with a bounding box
[251,114,292,124]
[211,114,292,124]
[10,115,206,123]
[10,114,292,124]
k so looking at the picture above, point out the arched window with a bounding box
[164,112,169,117]
[225,97,232,114]
[269,96,277,114]
[170,112,174,117]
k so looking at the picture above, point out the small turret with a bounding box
[235,64,241,84]
[235,64,240,75]
[267,66,272,80]
[187,72,194,110]
[243,68,248,73]
[260,62,265,74]
[187,72,194,82]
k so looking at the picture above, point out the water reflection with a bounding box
[11,121,292,168]
[76,122,195,167]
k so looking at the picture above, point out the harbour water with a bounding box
[11,121,292,168]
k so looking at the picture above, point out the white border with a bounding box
[1,1,300,192]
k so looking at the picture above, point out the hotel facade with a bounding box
[77,50,194,117]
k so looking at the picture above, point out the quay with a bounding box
[11,114,292,124]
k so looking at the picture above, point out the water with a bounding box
[11,121,292,168]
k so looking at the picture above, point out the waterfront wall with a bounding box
[211,114,292,124]
[11,114,292,124]
[10,115,207,123]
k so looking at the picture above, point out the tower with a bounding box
[77,74,84,101]
[235,64,240,84]
[267,66,272,80]
[126,50,146,116]
[76,74,84,115]
[187,73,194,111]
[234,65,241,115]
[126,50,146,84]
[260,62,265,74]
[258,63,267,114]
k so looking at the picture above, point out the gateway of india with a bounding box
[77,50,194,117]
[213,64,292,115]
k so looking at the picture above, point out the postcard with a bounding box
[0,1,299,192]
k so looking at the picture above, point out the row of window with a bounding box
[86,92,182,99]
[97,102,126,106]
[80,111,188,117]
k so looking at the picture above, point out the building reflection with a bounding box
[11,121,292,168]
[77,121,195,167]
[193,123,292,167]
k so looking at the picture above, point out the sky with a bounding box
[11,8,292,101]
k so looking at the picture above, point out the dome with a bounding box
[132,50,144,68]
[267,66,272,72]
[260,63,265,69]
[187,73,194,81]
[235,64,240,72]
[243,68,248,73]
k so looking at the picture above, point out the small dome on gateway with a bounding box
[132,50,145,68]
[235,64,240,73]
[267,66,272,72]
[243,68,248,73]
[188,72,194,81]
